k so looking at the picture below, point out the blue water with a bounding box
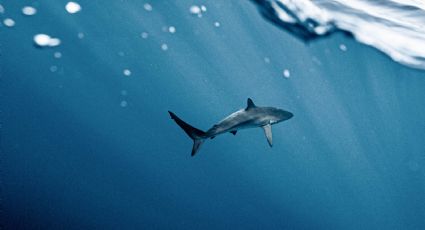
[2,1,425,229]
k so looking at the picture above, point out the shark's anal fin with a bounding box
[262,124,273,147]
[246,98,256,110]
[230,131,237,135]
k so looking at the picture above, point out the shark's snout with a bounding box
[287,111,294,119]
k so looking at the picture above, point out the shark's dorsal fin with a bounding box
[262,124,273,147]
[246,98,256,110]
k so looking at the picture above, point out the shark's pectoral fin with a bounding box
[210,136,216,139]
[230,131,237,135]
[262,124,273,147]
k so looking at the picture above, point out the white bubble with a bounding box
[201,5,207,12]
[0,4,4,14]
[214,21,220,27]
[22,6,37,16]
[144,3,152,11]
[141,32,148,39]
[161,43,168,51]
[50,65,58,72]
[339,44,347,51]
[264,57,270,63]
[65,2,81,14]
[54,52,62,58]
[77,32,84,39]
[189,5,201,15]
[33,34,50,46]
[48,38,61,47]
[120,90,128,96]
[3,18,15,27]
[283,69,290,78]
[123,69,131,76]
[120,100,128,107]
[168,26,176,33]
[34,34,51,46]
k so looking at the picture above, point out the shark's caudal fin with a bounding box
[168,111,207,156]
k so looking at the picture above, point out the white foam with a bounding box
[214,21,220,27]
[161,43,168,51]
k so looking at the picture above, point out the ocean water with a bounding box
[2,1,425,229]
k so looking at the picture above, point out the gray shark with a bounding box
[168,98,293,156]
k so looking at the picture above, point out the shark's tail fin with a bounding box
[168,111,207,156]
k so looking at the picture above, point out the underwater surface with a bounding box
[2,0,425,229]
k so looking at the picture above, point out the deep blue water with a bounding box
[2,1,425,229]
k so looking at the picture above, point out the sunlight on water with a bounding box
[254,0,425,70]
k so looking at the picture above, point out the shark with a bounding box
[168,98,293,156]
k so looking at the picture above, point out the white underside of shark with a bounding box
[169,98,293,156]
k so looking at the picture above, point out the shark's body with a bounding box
[169,98,293,156]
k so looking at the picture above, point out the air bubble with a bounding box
[123,69,131,76]
[3,18,15,27]
[283,69,290,78]
[141,32,148,39]
[22,6,37,16]
[65,2,81,14]
[144,3,153,11]
[168,26,176,33]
